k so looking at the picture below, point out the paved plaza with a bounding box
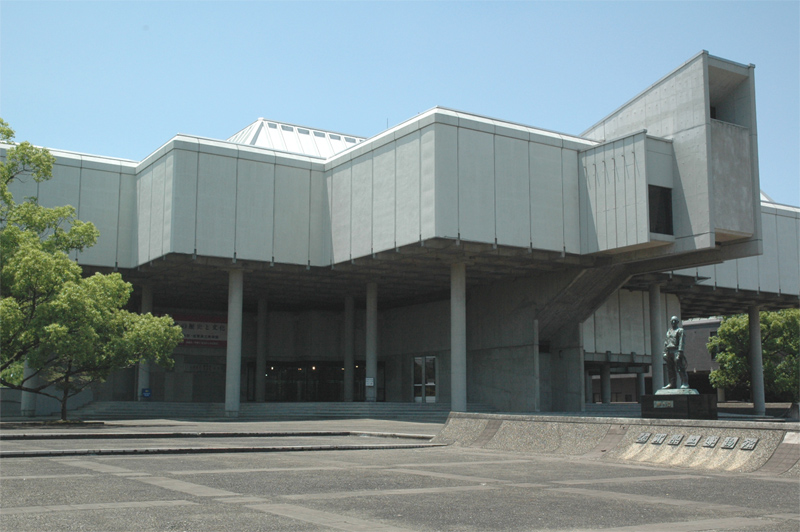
[0,418,798,531]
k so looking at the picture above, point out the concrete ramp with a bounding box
[435,413,799,475]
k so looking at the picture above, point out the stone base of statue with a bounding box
[642,389,717,420]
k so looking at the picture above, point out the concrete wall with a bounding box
[675,203,800,296]
[710,120,754,240]
[323,110,590,262]
[137,137,325,267]
[582,52,760,259]
[583,289,681,356]
[4,150,138,268]
[578,132,676,254]
[423,111,588,253]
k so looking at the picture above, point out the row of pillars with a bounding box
[25,272,766,417]
[134,264,470,417]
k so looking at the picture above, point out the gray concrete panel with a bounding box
[162,155,174,255]
[579,151,597,253]
[117,174,137,268]
[235,159,273,262]
[330,162,352,263]
[468,345,537,411]
[136,166,153,263]
[776,210,800,295]
[419,126,437,241]
[583,316,595,354]
[196,153,236,259]
[350,153,373,259]
[148,158,166,262]
[273,165,311,265]
[372,143,396,254]
[603,145,618,250]
[309,170,330,267]
[562,149,581,254]
[395,131,421,247]
[619,289,646,355]
[170,149,199,256]
[736,254,759,291]
[432,124,457,239]
[594,290,622,355]
[758,210,780,293]
[494,135,529,247]
[633,136,649,245]
[711,120,754,239]
[670,126,713,252]
[529,142,564,252]
[76,167,120,267]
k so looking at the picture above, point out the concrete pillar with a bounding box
[343,295,355,402]
[137,285,153,401]
[225,270,244,416]
[637,373,646,401]
[748,306,766,416]
[255,298,267,403]
[365,283,378,402]
[532,319,540,412]
[584,371,593,404]
[550,322,585,412]
[601,364,612,404]
[451,262,467,412]
[648,284,665,391]
[20,362,38,417]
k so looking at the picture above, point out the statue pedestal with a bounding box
[642,390,717,420]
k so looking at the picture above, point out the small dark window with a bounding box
[330,134,341,141]
[710,106,717,120]
[648,185,673,235]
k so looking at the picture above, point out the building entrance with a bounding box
[259,361,384,402]
[413,356,437,403]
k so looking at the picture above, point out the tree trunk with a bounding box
[60,371,70,421]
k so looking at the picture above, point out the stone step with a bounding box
[71,401,497,421]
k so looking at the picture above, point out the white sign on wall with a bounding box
[172,314,228,347]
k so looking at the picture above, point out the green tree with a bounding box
[709,309,800,403]
[1,119,183,420]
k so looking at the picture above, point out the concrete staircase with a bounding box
[71,401,497,423]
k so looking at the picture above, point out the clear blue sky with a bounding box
[2,1,798,205]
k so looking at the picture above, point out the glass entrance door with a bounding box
[413,356,437,403]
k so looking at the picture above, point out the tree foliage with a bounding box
[708,309,800,403]
[0,119,183,419]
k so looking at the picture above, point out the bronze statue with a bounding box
[662,316,689,389]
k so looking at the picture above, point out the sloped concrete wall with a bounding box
[436,412,799,475]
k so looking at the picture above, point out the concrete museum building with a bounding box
[6,51,800,417]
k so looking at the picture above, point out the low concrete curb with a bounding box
[435,412,800,475]
[0,442,445,459]
[0,430,433,441]
[0,429,439,458]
